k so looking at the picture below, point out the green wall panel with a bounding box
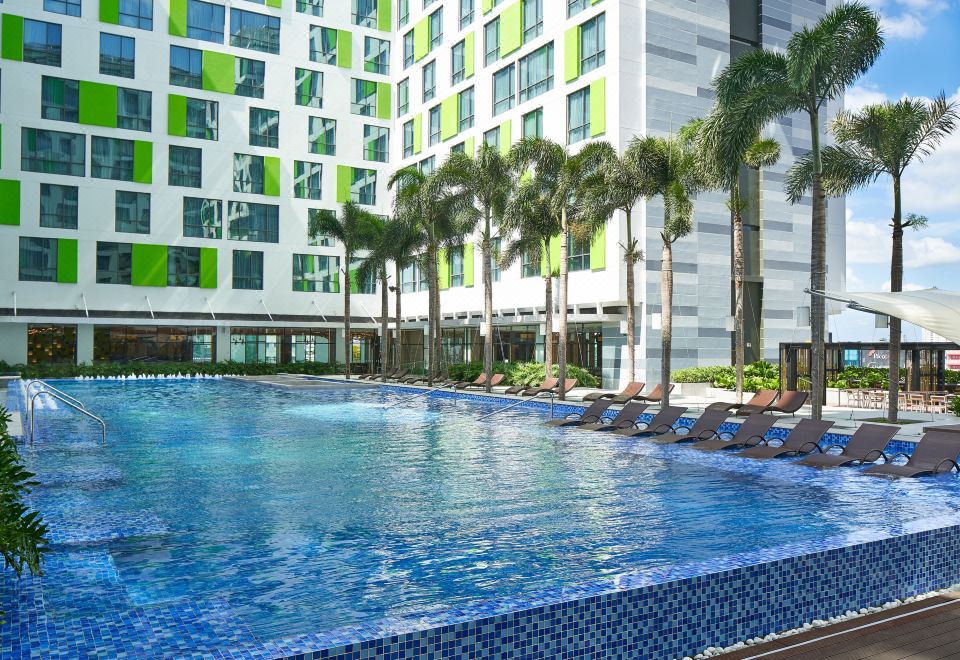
[564,25,580,82]
[1,14,23,62]
[412,114,423,154]
[99,0,120,23]
[264,156,281,197]
[464,242,475,287]
[440,95,458,141]
[590,224,606,270]
[348,267,360,294]
[169,0,188,37]
[500,1,522,56]
[482,0,494,13]
[266,0,282,7]
[548,236,561,277]
[79,81,118,128]
[377,0,392,32]
[464,32,475,78]
[56,238,78,284]
[413,17,429,61]
[336,165,352,203]
[133,141,153,184]
[590,77,606,136]
[202,50,235,94]
[132,244,168,287]
[376,82,391,120]
[438,248,450,290]
[200,247,218,288]
[499,119,512,155]
[167,94,187,136]
[0,179,20,225]
[465,135,475,155]
[337,30,352,68]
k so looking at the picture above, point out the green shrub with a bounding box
[951,396,960,417]
[711,361,780,392]
[446,361,599,389]
[672,365,732,384]
[4,361,344,380]
[946,370,960,385]
[827,367,890,389]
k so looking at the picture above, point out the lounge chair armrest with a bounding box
[582,414,602,424]
[698,429,719,440]
[797,441,822,454]
[889,451,911,464]
[822,443,846,455]
[935,459,960,473]
[717,431,735,441]
[596,416,613,425]
[743,434,767,448]
[858,449,890,464]
[652,424,675,435]
[671,424,692,434]
[632,421,651,431]
[564,413,583,420]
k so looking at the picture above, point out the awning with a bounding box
[815,288,960,345]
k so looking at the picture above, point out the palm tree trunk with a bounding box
[483,214,494,393]
[625,209,636,384]
[433,257,442,381]
[344,250,352,380]
[558,210,569,401]
[426,246,437,385]
[380,265,389,383]
[661,238,674,408]
[732,192,746,405]
[543,242,553,374]
[809,110,827,421]
[888,175,903,423]
[394,262,402,371]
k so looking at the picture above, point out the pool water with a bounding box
[18,380,960,643]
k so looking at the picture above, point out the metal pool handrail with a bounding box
[25,379,86,410]
[29,391,106,447]
[394,382,457,404]
[477,391,555,421]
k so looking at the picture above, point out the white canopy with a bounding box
[819,288,960,346]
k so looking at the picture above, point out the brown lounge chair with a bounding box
[405,371,448,385]
[454,374,487,389]
[635,383,675,403]
[797,423,899,468]
[545,399,615,427]
[739,419,835,459]
[579,402,649,432]
[582,382,646,403]
[690,413,779,451]
[865,431,960,478]
[504,377,557,396]
[646,409,732,445]
[459,374,505,390]
[387,368,410,381]
[615,406,688,437]
[363,367,397,381]
[707,389,778,414]
[742,390,809,417]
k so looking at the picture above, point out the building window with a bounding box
[581,13,605,74]
[115,190,150,234]
[170,45,202,88]
[91,136,134,181]
[24,19,62,67]
[522,107,543,138]
[183,197,222,238]
[168,246,202,287]
[186,97,218,140]
[403,119,415,158]
[429,7,443,48]
[294,161,323,200]
[291,69,321,112]
[352,0,377,28]
[363,125,389,162]
[364,36,390,75]
[450,142,465,154]
[419,155,435,174]
[403,31,414,68]
[567,87,590,144]
[422,61,436,101]
[235,57,266,98]
[100,33,135,78]
[308,116,336,155]
[228,202,280,243]
[492,64,515,115]
[297,0,324,17]
[399,0,409,26]
[233,250,264,290]
[119,0,153,30]
[230,8,280,54]
[351,168,377,205]
[484,18,499,65]
[349,258,376,294]
[459,86,474,130]
[233,153,267,194]
[400,261,429,292]
[428,106,441,146]
[18,238,58,282]
[521,248,539,277]
[449,247,464,287]
[451,40,466,84]
[309,26,337,65]
[21,128,85,176]
[186,0,225,43]
[293,254,339,293]
[522,0,543,42]
[44,0,82,17]
[308,209,337,246]
[40,184,79,229]
[398,78,409,115]
[249,107,279,148]
[169,144,203,188]
[96,242,133,284]
[351,79,378,116]
[116,87,152,132]
[568,232,591,271]
[40,76,79,123]
[519,42,553,103]
[460,0,474,29]
[483,127,499,151]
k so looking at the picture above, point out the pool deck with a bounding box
[720,592,960,659]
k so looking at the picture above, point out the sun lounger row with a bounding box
[707,389,809,416]
[582,382,675,404]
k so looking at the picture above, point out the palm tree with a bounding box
[710,1,883,419]
[576,141,652,384]
[498,176,562,373]
[786,94,958,422]
[355,215,391,382]
[438,145,513,392]
[309,202,379,379]
[695,116,781,402]
[509,138,607,400]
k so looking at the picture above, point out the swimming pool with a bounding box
[10,379,960,658]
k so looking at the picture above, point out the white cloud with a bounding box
[844,84,890,111]
[905,236,960,267]
[846,219,891,264]
[863,0,949,40]
[881,13,928,38]
[845,219,960,268]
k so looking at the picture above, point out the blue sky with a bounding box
[825,0,960,341]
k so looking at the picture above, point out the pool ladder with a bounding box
[26,380,107,446]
